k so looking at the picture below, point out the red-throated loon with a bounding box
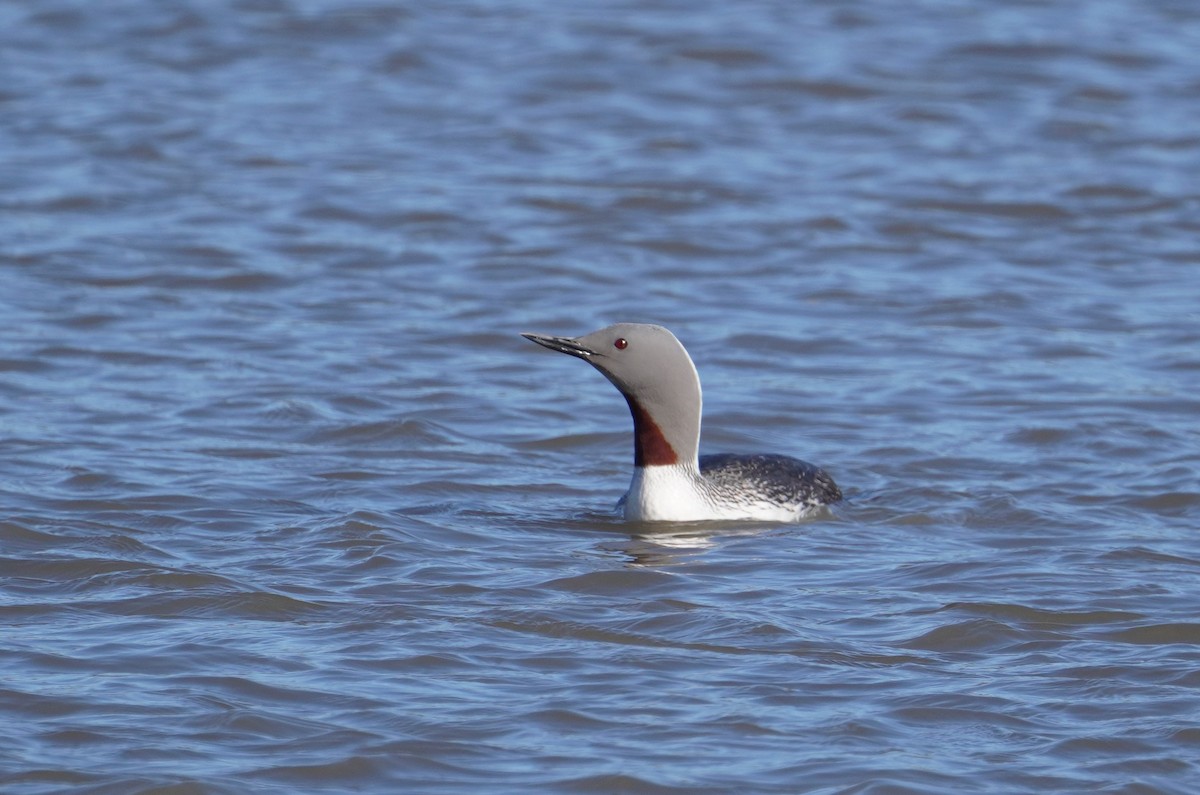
[521,322,841,522]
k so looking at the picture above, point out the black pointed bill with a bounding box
[521,332,596,359]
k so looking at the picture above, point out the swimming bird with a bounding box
[521,323,841,522]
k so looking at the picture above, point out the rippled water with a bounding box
[3,1,1200,793]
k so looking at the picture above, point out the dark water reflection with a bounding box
[3,0,1200,793]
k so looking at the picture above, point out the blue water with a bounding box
[3,1,1200,793]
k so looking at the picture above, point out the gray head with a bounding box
[521,323,702,468]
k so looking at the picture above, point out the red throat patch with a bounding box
[625,397,678,467]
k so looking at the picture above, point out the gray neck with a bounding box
[619,368,701,470]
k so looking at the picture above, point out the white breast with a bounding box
[621,465,712,522]
[621,464,810,523]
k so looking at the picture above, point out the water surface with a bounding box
[3,1,1200,793]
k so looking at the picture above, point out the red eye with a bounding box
[614,338,628,350]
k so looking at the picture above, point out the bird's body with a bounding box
[522,323,840,523]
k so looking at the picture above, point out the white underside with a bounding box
[620,464,813,523]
